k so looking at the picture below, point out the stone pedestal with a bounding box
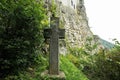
[41,70,66,79]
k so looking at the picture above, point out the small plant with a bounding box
[48,0,57,17]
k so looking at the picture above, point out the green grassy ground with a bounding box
[3,55,89,80]
[60,56,89,80]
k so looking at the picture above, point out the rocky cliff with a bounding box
[44,0,103,54]
[59,0,93,46]
[57,0,96,53]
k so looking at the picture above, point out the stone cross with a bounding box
[44,17,65,75]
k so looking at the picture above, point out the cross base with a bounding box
[41,70,66,80]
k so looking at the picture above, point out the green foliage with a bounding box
[85,37,98,53]
[83,51,120,80]
[2,54,49,80]
[81,40,120,80]
[0,0,47,77]
[2,55,89,80]
[66,54,80,67]
[68,47,88,69]
[48,0,57,17]
[60,56,89,80]
[67,39,120,80]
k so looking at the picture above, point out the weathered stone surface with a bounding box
[44,0,104,54]
[43,17,65,75]
[49,18,59,75]
[56,0,97,54]
[41,17,65,77]
[41,70,66,79]
[60,5,92,44]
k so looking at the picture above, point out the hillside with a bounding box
[100,38,114,49]
[1,55,89,80]
[1,0,120,80]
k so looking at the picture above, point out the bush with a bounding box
[68,42,120,80]
[0,0,46,77]
[66,54,80,68]
[83,49,120,80]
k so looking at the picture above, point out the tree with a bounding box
[0,0,47,77]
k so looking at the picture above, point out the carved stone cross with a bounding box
[44,17,65,75]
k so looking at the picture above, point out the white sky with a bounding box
[84,0,120,42]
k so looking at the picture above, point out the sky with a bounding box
[84,0,120,43]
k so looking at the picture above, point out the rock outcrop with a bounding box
[57,0,95,53]
[44,0,104,54]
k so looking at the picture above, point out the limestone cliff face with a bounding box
[44,0,101,54]
[58,0,94,47]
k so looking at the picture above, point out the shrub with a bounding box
[66,54,80,68]
[0,0,47,77]
[68,40,120,80]
[83,49,120,80]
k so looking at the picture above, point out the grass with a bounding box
[60,55,89,80]
[3,55,89,80]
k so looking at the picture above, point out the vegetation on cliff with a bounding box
[0,0,120,80]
